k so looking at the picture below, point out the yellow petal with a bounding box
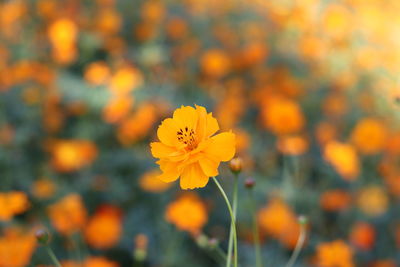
[151,142,176,158]
[157,159,182,182]
[157,118,180,147]
[204,131,236,162]
[198,155,219,177]
[206,112,219,137]
[173,106,198,131]
[195,105,207,142]
[180,163,209,189]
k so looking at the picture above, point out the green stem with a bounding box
[248,189,262,267]
[212,177,238,267]
[285,223,307,267]
[46,246,62,267]
[227,175,238,267]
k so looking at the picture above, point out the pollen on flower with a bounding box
[176,127,197,150]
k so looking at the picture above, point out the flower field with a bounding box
[1,0,400,266]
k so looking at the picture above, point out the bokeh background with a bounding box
[1,0,400,266]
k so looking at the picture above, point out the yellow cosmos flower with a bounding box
[151,105,236,189]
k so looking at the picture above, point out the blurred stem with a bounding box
[215,246,227,263]
[248,189,262,267]
[46,246,62,267]
[227,174,238,267]
[164,227,183,267]
[285,223,307,267]
[212,177,238,267]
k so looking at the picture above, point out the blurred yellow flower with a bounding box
[50,140,98,172]
[109,65,143,95]
[324,141,359,181]
[357,186,388,217]
[165,193,208,235]
[151,105,236,189]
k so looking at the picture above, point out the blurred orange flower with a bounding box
[350,118,388,155]
[151,105,236,189]
[31,178,56,199]
[324,141,359,180]
[200,49,231,78]
[0,191,29,221]
[316,240,354,267]
[349,222,375,251]
[48,194,87,235]
[61,257,119,267]
[50,140,98,172]
[277,135,309,155]
[85,205,122,249]
[257,198,300,248]
[84,61,111,86]
[117,103,157,145]
[139,169,174,193]
[0,227,36,267]
[103,96,134,123]
[84,257,119,267]
[261,96,305,135]
[165,193,208,235]
[320,190,351,212]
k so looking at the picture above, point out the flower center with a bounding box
[177,127,197,150]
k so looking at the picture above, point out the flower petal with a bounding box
[204,131,236,162]
[173,106,198,131]
[198,155,219,177]
[180,163,209,189]
[157,118,180,147]
[157,159,182,182]
[195,105,207,142]
[151,142,177,158]
[206,112,219,137]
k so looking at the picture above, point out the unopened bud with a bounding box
[196,234,209,248]
[298,215,308,225]
[208,237,219,249]
[35,228,50,245]
[229,157,243,174]
[244,177,256,189]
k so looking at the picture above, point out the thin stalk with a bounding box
[46,246,62,267]
[212,177,238,267]
[248,189,262,267]
[285,223,307,267]
[227,174,238,267]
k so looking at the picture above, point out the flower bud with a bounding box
[298,215,308,225]
[196,234,209,248]
[244,177,256,189]
[35,228,50,245]
[208,237,219,249]
[229,157,243,174]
